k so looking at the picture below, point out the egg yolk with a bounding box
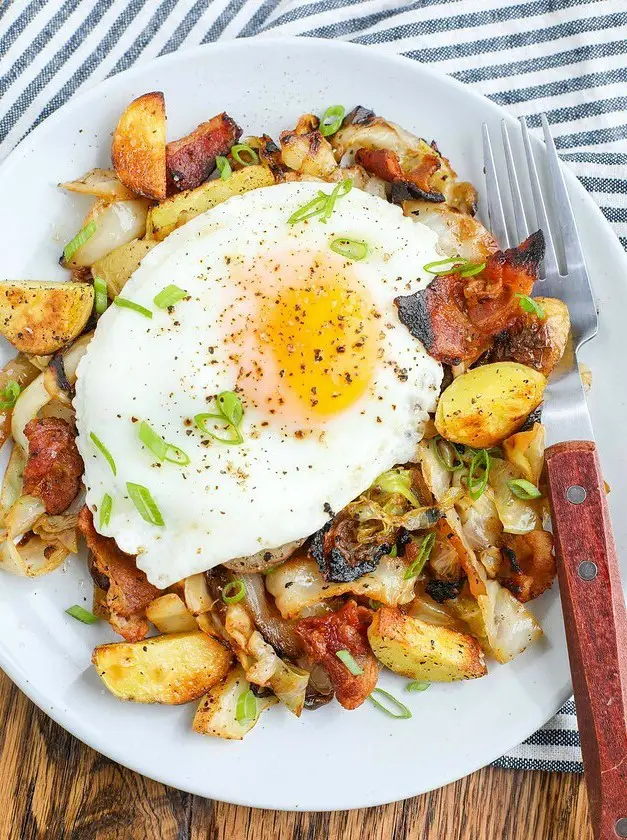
[231,250,380,423]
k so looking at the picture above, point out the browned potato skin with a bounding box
[92,631,232,704]
[91,238,156,298]
[112,92,167,200]
[0,281,94,354]
[368,606,487,681]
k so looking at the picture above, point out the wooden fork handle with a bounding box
[545,441,627,839]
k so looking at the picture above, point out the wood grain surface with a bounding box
[0,670,591,840]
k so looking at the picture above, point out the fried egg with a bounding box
[75,181,443,587]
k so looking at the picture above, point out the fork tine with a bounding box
[520,116,559,276]
[541,114,585,273]
[482,123,510,248]
[501,121,529,243]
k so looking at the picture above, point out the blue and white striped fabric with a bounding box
[3,0,625,774]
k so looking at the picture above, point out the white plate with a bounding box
[0,37,625,812]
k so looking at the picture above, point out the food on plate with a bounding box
[0,96,568,740]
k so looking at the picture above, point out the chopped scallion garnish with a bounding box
[336,649,364,676]
[516,294,545,318]
[319,105,345,137]
[93,276,109,315]
[215,155,231,180]
[90,432,117,475]
[195,391,245,445]
[508,478,542,499]
[153,284,187,309]
[423,256,485,277]
[236,688,258,725]
[139,421,190,466]
[66,605,98,624]
[63,220,97,263]
[368,687,412,719]
[0,380,21,411]
[404,532,436,580]
[433,437,464,472]
[217,391,244,427]
[222,579,246,605]
[288,179,352,225]
[330,237,369,261]
[113,297,152,319]
[407,680,430,692]
[459,261,486,277]
[468,449,491,501]
[126,482,164,526]
[231,143,259,166]
[320,178,352,223]
[100,493,113,528]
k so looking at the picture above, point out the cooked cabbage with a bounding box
[502,423,545,485]
[489,459,541,535]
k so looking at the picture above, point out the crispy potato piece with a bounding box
[91,238,156,298]
[111,92,166,200]
[0,281,93,354]
[146,593,198,633]
[166,113,241,191]
[435,362,546,448]
[59,168,136,201]
[146,165,275,241]
[367,606,487,681]
[92,631,232,704]
[193,664,276,740]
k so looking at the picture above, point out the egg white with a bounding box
[74,182,443,587]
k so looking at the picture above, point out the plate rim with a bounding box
[0,34,623,810]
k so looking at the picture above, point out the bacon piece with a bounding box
[166,113,242,192]
[499,530,556,603]
[394,230,545,365]
[296,600,379,710]
[355,148,404,182]
[78,506,159,641]
[23,418,83,515]
[355,148,445,205]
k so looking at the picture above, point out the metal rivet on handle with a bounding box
[566,485,586,504]
[578,561,597,581]
[615,817,627,837]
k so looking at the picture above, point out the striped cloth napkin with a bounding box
[3,0,626,774]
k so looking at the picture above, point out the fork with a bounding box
[483,116,627,840]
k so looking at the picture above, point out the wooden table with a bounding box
[0,670,590,840]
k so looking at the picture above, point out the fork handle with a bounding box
[545,441,627,840]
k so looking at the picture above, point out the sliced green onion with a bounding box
[0,380,21,411]
[433,437,464,472]
[468,448,491,501]
[154,284,187,309]
[508,478,542,499]
[236,688,258,725]
[65,605,98,624]
[63,220,96,263]
[459,261,486,277]
[320,178,352,223]
[217,391,243,427]
[231,143,259,166]
[389,544,398,559]
[368,687,412,719]
[113,297,152,319]
[404,532,436,580]
[336,649,364,676]
[139,421,191,466]
[374,468,421,508]
[516,293,545,318]
[288,193,330,225]
[319,104,345,137]
[423,257,467,275]
[368,599,382,610]
[93,276,109,315]
[330,237,368,261]
[100,493,113,528]
[407,680,430,692]
[126,482,164,526]
[194,413,243,445]
[215,155,231,180]
[90,432,117,475]
[222,579,246,605]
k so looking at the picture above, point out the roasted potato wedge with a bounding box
[92,631,231,704]
[0,281,93,354]
[146,164,274,240]
[193,664,276,740]
[435,362,546,448]
[59,168,136,201]
[91,238,156,298]
[111,92,166,200]
[367,606,487,681]
[145,593,197,633]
